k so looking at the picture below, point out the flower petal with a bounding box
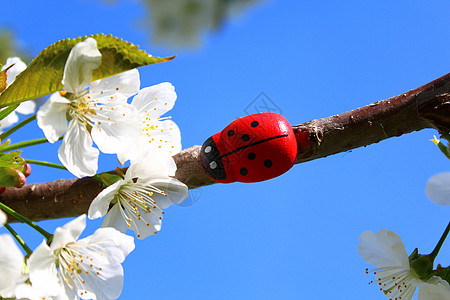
[131,82,177,117]
[90,103,140,154]
[101,203,129,233]
[62,37,101,95]
[58,120,99,178]
[358,229,409,268]
[426,173,450,205]
[127,152,176,180]
[89,180,124,219]
[127,119,181,162]
[0,209,5,226]
[78,226,135,263]
[15,100,36,115]
[2,57,27,87]
[37,93,70,143]
[51,214,87,250]
[147,177,189,209]
[89,68,140,101]
[27,241,67,299]
[69,227,134,299]
[126,204,162,239]
[0,109,19,133]
[0,235,24,298]
[418,276,450,300]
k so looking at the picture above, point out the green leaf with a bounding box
[0,33,174,108]
[0,150,25,169]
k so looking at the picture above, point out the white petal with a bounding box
[357,229,409,268]
[37,93,70,143]
[0,109,19,133]
[78,227,135,263]
[127,153,175,180]
[58,120,99,178]
[126,204,162,239]
[426,173,450,205]
[90,103,140,154]
[2,57,27,87]
[134,119,182,159]
[88,180,123,219]
[51,215,87,250]
[62,37,101,95]
[0,209,6,226]
[27,241,65,299]
[15,100,36,115]
[101,203,128,233]
[148,177,189,209]
[418,276,450,300]
[0,235,24,298]
[132,82,177,117]
[68,228,134,299]
[89,68,140,100]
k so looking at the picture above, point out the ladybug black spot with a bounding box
[240,167,248,176]
[241,134,250,141]
[227,130,235,137]
[264,159,273,168]
[251,121,259,127]
[248,152,256,160]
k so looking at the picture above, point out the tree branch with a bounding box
[2,72,450,222]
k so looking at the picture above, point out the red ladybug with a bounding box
[200,112,297,183]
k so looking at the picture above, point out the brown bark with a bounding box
[2,72,450,222]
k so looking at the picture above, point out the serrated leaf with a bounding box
[0,34,174,108]
[0,150,25,169]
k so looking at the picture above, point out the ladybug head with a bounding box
[200,137,226,181]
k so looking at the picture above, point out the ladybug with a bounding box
[200,112,297,183]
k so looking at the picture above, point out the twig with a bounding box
[2,72,450,222]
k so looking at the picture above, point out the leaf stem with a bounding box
[3,223,32,256]
[26,159,67,170]
[0,113,37,141]
[1,136,63,152]
[430,221,450,259]
[0,201,52,241]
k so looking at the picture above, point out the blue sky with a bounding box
[1,1,450,299]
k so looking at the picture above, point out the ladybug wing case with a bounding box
[200,113,297,184]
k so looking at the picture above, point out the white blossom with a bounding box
[117,82,181,164]
[37,37,140,178]
[0,209,6,226]
[88,153,188,239]
[28,214,135,300]
[426,173,450,205]
[358,229,450,300]
[0,235,25,298]
[0,57,36,133]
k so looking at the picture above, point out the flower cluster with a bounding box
[0,215,134,300]
[0,37,189,299]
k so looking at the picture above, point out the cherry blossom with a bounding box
[358,229,450,300]
[37,37,140,178]
[88,153,188,239]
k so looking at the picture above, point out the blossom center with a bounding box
[366,266,418,300]
[56,243,103,292]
